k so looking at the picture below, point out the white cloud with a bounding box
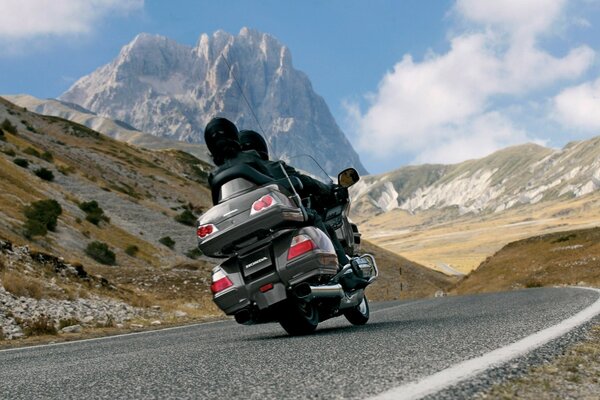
[350,0,595,167]
[554,78,600,130]
[0,0,143,40]
[413,112,535,165]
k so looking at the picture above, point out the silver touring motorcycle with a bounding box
[196,161,378,335]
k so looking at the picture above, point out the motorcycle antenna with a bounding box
[220,53,267,137]
[289,154,333,183]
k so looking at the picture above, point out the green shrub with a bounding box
[23,199,62,237]
[85,241,116,265]
[125,245,139,257]
[2,148,15,156]
[1,119,17,134]
[0,130,4,141]
[185,247,203,259]
[41,151,53,162]
[34,167,54,181]
[78,200,109,225]
[13,158,28,168]
[23,147,40,157]
[23,219,47,238]
[174,209,197,226]
[159,236,175,249]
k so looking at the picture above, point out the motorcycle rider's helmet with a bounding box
[239,129,269,161]
[204,117,241,166]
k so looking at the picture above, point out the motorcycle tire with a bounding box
[344,295,369,325]
[278,300,319,336]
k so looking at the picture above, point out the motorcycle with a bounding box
[196,161,378,335]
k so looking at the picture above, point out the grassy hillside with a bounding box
[0,96,220,327]
[363,240,457,301]
[453,227,600,295]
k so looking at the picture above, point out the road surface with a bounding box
[1,287,598,399]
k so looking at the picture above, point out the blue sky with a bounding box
[1,0,600,174]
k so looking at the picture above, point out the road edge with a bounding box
[368,286,600,400]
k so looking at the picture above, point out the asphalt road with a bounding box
[0,287,598,400]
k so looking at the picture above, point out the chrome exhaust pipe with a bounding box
[294,282,344,300]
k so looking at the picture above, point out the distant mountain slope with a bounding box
[59,28,366,177]
[4,94,212,164]
[351,139,600,219]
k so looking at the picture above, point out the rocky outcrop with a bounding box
[60,28,366,177]
[0,241,146,340]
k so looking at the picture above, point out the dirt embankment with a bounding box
[453,227,600,295]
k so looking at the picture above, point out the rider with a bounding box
[239,129,350,266]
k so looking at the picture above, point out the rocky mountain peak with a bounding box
[60,28,367,176]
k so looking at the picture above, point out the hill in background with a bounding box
[453,227,600,295]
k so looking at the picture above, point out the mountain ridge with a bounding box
[60,28,366,177]
[351,137,600,219]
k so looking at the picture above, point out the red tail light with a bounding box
[250,194,277,215]
[259,283,274,293]
[287,234,316,260]
[197,224,218,239]
[211,268,233,294]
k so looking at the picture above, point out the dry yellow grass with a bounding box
[360,193,600,273]
[453,227,600,295]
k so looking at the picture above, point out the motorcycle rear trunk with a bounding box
[198,176,377,334]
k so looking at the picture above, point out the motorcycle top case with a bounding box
[197,184,305,257]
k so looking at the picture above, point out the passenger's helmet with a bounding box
[239,129,269,161]
[204,117,241,165]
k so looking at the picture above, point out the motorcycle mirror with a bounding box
[338,168,360,188]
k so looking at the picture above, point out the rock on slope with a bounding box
[60,28,366,177]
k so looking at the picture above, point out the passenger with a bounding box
[204,117,273,205]
[239,129,350,266]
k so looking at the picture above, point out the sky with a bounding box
[1,0,600,174]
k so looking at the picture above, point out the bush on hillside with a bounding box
[13,158,29,168]
[174,209,197,226]
[34,168,54,181]
[125,245,139,257]
[23,147,41,157]
[159,236,175,249]
[23,199,62,237]
[85,241,116,265]
[1,118,17,135]
[41,151,53,162]
[78,200,109,225]
[185,247,203,260]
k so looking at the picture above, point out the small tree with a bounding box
[159,236,175,249]
[85,241,116,265]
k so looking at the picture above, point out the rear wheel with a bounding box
[344,295,369,325]
[278,300,319,336]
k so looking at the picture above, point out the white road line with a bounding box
[368,287,600,400]
[0,318,231,354]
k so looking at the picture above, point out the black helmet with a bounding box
[204,117,241,165]
[239,129,269,161]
